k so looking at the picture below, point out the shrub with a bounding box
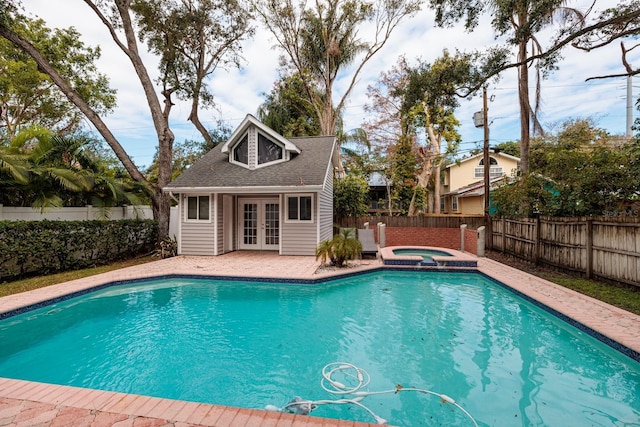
[315,228,362,267]
[0,219,157,281]
[334,175,370,217]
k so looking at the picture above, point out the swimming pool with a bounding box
[0,270,638,426]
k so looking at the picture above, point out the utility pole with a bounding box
[627,75,633,139]
[473,86,491,217]
[482,86,490,217]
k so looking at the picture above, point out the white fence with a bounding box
[0,204,180,240]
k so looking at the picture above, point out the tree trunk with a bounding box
[188,79,215,148]
[152,188,172,242]
[518,39,530,174]
[433,164,441,214]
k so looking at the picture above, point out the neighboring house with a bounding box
[367,171,393,214]
[441,151,520,215]
[164,114,339,256]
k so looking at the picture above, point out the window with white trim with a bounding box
[258,133,283,165]
[474,156,503,179]
[452,196,459,211]
[286,195,313,222]
[233,135,249,165]
[186,196,210,221]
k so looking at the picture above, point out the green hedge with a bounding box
[0,219,157,281]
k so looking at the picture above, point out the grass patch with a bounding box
[0,255,156,298]
[538,272,640,316]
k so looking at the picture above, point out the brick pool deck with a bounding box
[1,251,639,426]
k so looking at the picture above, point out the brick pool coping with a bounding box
[1,251,639,426]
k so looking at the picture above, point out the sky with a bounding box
[24,0,639,169]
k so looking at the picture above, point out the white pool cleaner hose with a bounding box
[266,361,479,426]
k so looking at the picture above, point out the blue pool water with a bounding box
[392,248,452,260]
[0,270,639,426]
[393,248,451,266]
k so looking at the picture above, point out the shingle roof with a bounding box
[164,135,336,192]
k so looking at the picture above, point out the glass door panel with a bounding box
[240,202,258,248]
[238,199,279,250]
[263,202,279,249]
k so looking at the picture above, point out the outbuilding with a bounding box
[164,114,339,256]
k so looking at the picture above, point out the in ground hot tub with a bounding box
[391,248,453,266]
[380,246,478,267]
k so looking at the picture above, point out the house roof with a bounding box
[443,177,506,198]
[445,151,520,169]
[164,134,336,193]
[368,171,388,187]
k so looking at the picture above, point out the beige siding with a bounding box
[280,193,319,255]
[458,196,484,215]
[319,177,334,242]
[180,221,215,255]
[215,194,224,255]
[281,221,318,255]
[179,194,215,256]
[447,154,520,191]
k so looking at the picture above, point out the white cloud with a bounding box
[22,0,640,167]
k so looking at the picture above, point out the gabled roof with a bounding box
[443,177,506,198]
[220,114,300,155]
[445,151,520,169]
[165,134,336,193]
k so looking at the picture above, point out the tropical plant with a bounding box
[315,228,362,267]
[0,126,146,212]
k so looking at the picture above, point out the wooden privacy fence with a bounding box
[490,217,640,287]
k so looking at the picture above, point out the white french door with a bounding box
[238,198,280,250]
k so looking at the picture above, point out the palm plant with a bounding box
[1,126,146,212]
[315,228,362,267]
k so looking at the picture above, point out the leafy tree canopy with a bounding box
[0,14,116,140]
[257,72,322,137]
[146,120,233,182]
[492,118,640,217]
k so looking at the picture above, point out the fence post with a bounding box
[86,205,93,220]
[378,222,386,248]
[535,216,541,265]
[586,218,593,279]
[477,226,485,257]
[501,217,506,253]
[460,224,467,252]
